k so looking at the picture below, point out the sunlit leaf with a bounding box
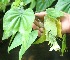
[44,15,60,51]
[46,8,64,18]
[3,7,35,40]
[44,15,57,37]
[2,6,37,60]
[19,30,38,60]
[44,8,64,51]
[8,33,22,53]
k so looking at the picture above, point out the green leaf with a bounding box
[0,0,10,11]
[61,34,67,56]
[44,15,57,37]
[2,16,19,40]
[19,30,38,60]
[22,0,31,6]
[44,15,60,51]
[44,15,57,40]
[46,8,64,18]
[3,7,36,60]
[8,33,22,53]
[3,7,35,40]
[33,30,46,44]
[36,0,55,12]
[30,0,36,9]
[2,30,12,40]
[55,0,70,13]
[12,18,20,34]
[19,8,35,34]
[11,1,24,8]
[68,8,70,14]
[44,8,64,51]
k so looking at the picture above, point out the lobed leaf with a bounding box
[8,33,22,53]
[19,30,38,60]
[3,7,37,60]
[3,7,35,40]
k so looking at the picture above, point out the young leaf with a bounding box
[36,0,55,12]
[44,15,60,51]
[44,8,65,51]
[19,30,38,60]
[46,8,64,18]
[44,15,57,37]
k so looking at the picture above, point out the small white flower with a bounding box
[49,42,60,51]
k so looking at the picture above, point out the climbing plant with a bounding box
[0,0,70,60]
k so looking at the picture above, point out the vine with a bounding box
[0,0,70,60]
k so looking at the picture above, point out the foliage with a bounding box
[55,0,70,13]
[33,30,46,44]
[0,0,70,60]
[44,8,64,51]
[19,30,38,60]
[55,0,70,56]
[2,7,35,39]
[46,8,64,18]
[2,2,38,60]
[36,0,55,12]
[61,34,67,56]
[0,0,10,12]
